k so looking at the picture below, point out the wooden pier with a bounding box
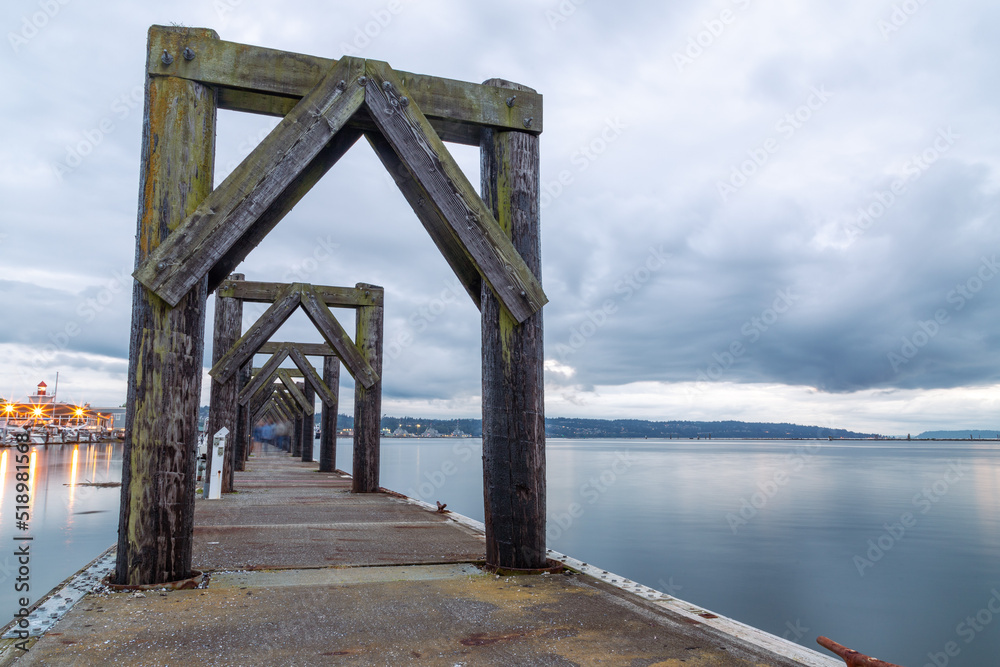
[4,446,840,665]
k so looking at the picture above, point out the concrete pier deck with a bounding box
[4,446,840,665]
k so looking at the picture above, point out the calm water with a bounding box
[3,438,998,666]
[0,442,122,630]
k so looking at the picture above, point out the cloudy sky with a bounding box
[2,0,998,435]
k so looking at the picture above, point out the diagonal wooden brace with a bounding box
[135,57,366,306]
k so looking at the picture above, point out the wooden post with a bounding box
[206,273,244,492]
[115,27,218,586]
[234,361,252,470]
[291,384,303,459]
[352,284,383,493]
[301,380,315,462]
[319,356,340,472]
[479,79,546,570]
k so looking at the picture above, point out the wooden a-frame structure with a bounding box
[117,26,547,586]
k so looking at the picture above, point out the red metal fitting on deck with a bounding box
[817,636,905,667]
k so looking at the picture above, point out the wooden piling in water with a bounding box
[479,79,546,570]
[115,27,219,587]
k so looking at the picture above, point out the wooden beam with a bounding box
[277,370,314,415]
[299,285,377,388]
[148,27,543,143]
[319,356,340,473]
[363,60,547,324]
[116,26,218,587]
[287,345,337,408]
[258,342,338,357]
[273,386,301,417]
[135,56,366,307]
[365,131,482,308]
[218,281,382,308]
[301,380,315,462]
[238,346,291,405]
[479,79,547,570]
[234,361,252,471]
[211,284,300,383]
[352,285,383,493]
[206,273,245,493]
[206,128,362,294]
[254,367,303,377]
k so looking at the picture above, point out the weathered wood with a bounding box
[234,361,252,471]
[148,27,543,142]
[237,346,291,404]
[319,356,340,473]
[291,404,303,457]
[254,367,303,377]
[213,285,376,388]
[115,27,218,587]
[273,386,301,420]
[135,57,366,307]
[299,285,377,388]
[352,285,383,493]
[364,60,546,324]
[212,286,299,382]
[287,345,337,408]
[218,281,382,308]
[301,380,315,462]
[258,341,340,357]
[206,128,362,293]
[277,370,314,415]
[206,273,244,493]
[480,79,546,570]
[365,131,482,308]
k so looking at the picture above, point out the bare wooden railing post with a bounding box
[115,26,218,586]
[319,356,340,472]
[207,273,244,492]
[479,79,546,570]
[352,284,383,492]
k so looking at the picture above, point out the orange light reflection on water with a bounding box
[0,450,7,516]
[28,449,37,513]
[68,446,79,510]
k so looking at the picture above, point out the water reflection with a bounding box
[0,442,123,628]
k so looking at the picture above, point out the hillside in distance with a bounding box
[915,429,1000,439]
[326,414,881,439]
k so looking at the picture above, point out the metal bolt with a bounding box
[400,96,409,107]
[506,95,517,107]
[520,290,527,297]
[523,117,533,129]
[336,80,346,90]
[182,47,195,61]
[382,81,392,92]
[157,262,166,271]
[358,76,368,86]
[161,50,173,65]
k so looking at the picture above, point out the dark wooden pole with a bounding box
[291,383,303,458]
[115,27,218,586]
[206,273,244,492]
[480,79,546,570]
[235,361,252,470]
[319,356,340,472]
[301,380,315,462]
[352,284,383,493]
